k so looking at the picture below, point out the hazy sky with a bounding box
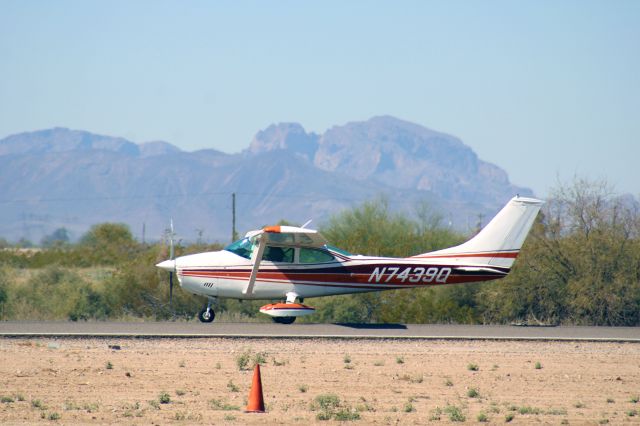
[1,1,638,196]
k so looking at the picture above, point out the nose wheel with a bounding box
[198,297,216,323]
[198,306,215,323]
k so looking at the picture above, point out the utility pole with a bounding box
[142,222,146,245]
[231,192,238,242]
[475,213,484,235]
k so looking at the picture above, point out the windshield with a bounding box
[224,237,254,259]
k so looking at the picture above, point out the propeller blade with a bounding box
[169,218,175,260]
[169,271,174,305]
[165,219,176,308]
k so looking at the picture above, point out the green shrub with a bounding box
[315,394,340,411]
[236,349,267,370]
[429,407,442,421]
[519,406,541,414]
[444,405,465,422]
[226,380,239,392]
[31,399,46,409]
[253,351,267,365]
[158,392,170,404]
[236,351,250,370]
[316,411,332,421]
[334,408,360,421]
[209,399,240,411]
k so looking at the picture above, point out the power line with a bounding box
[0,190,370,205]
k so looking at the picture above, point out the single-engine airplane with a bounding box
[156,196,543,324]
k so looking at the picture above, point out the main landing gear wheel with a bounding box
[198,307,215,323]
[273,316,296,324]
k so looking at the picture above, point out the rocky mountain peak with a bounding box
[139,141,182,157]
[0,127,140,156]
[247,123,319,160]
[313,116,478,187]
[0,117,533,243]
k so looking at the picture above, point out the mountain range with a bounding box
[0,116,532,244]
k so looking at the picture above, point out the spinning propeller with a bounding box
[168,219,175,305]
[155,219,177,306]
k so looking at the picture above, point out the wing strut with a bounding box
[243,235,266,296]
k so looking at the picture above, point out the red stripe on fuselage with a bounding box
[411,251,519,259]
[180,269,504,287]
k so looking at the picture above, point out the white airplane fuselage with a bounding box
[156,196,544,321]
[174,247,512,300]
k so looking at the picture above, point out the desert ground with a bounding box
[1,337,639,424]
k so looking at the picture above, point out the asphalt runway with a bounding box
[0,321,639,341]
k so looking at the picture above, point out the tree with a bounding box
[315,197,464,323]
[78,223,139,265]
[478,178,640,326]
[41,228,70,248]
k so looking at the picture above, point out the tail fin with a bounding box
[416,196,544,268]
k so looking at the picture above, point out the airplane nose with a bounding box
[156,259,176,272]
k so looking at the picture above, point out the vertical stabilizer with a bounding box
[416,196,544,268]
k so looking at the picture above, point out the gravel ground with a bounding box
[1,338,639,424]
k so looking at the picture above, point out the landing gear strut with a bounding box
[198,297,216,323]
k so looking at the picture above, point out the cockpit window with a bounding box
[325,244,352,257]
[299,247,336,263]
[224,237,254,259]
[262,245,294,263]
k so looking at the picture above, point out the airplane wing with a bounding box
[242,225,327,296]
[246,225,327,248]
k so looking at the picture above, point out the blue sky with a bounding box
[1,0,638,196]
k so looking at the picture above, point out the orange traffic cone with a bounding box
[245,364,265,413]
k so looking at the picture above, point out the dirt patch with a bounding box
[1,338,639,424]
